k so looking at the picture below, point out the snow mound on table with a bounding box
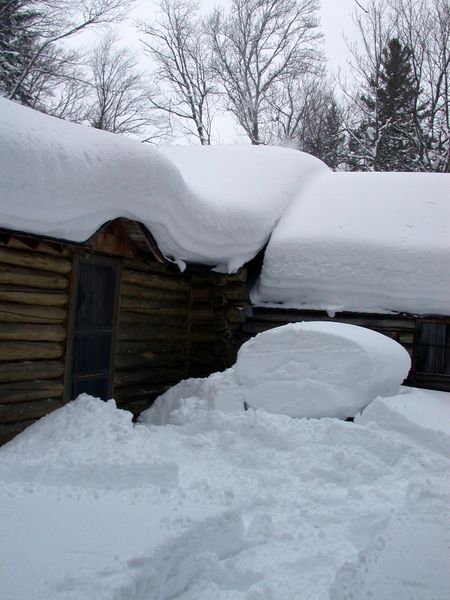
[330,507,450,600]
[0,98,328,272]
[356,386,450,458]
[253,171,450,315]
[234,322,411,418]
[142,322,411,423]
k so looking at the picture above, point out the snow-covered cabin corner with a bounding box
[249,171,450,393]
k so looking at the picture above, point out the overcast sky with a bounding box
[112,0,360,73]
[79,0,362,143]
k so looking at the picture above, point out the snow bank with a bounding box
[0,98,328,272]
[234,322,411,418]
[0,396,244,600]
[1,394,449,599]
[330,507,450,600]
[356,386,450,458]
[254,171,450,315]
[143,322,411,423]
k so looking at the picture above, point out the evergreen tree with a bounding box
[348,38,424,171]
[305,99,346,171]
[0,0,39,104]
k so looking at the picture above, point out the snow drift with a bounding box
[253,171,450,315]
[143,322,411,422]
[0,98,328,273]
[2,391,448,600]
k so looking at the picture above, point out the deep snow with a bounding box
[253,171,450,315]
[0,388,449,600]
[0,98,327,273]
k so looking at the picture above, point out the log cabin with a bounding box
[0,220,249,445]
[1,97,448,444]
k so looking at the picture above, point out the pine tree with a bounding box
[374,38,422,171]
[0,1,39,104]
[348,38,424,171]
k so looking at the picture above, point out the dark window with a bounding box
[415,322,450,375]
[69,258,119,401]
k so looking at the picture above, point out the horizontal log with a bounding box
[0,264,68,290]
[0,323,66,342]
[0,397,63,423]
[225,306,247,323]
[250,308,416,329]
[0,246,71,274]
[115,368,185,386]
[121,271,190,293]
[0,287,67,306]
[0,419,37,446]
[209,269,247,286]
[0,360,65,383]
[117,325,186,342]
[190,330,217,343]
[6,237,71,257]
[0,341,64,361]
[0,301,67,324]
[0,381,65,404]
[115,353,185,371]
[190,304,214,322]
[117,339,185,355]
[118,307,189,324]
[122,259,174,275]
[120,294,189,311]
[222,287,249,302]
[117,311,187,328]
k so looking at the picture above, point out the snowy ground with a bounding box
[0,387,449,600]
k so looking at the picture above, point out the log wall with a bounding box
[0,240,70,445]
[0,234,251,444]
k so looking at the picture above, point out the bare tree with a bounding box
[84,32,166,141]
[7,0,132,104]
[139,0,215,145]
[208,0,322,145]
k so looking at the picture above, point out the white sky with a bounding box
[72,0,362,143]
[114,0,359,72]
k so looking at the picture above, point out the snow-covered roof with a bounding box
[253,171,450,316]
[0,98,327,272]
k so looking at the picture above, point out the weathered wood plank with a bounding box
[115,368,185,386]
[122,271,190,292]
[0,360,65,383]
[0,264,68,289]
[0,287,68,306]
[0,381,64,403]
[117,311,187,328]
[0,397,63,423]
[115,353,185,370]
[0,246,71,274]
[0,301,66,323]
[119,308,189,324]
[6,237,71,257]
[120,294,189,310]
[117,340,185,355]
[0,323,66,341]
[117,325,186,342]
[0,342,64,361]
